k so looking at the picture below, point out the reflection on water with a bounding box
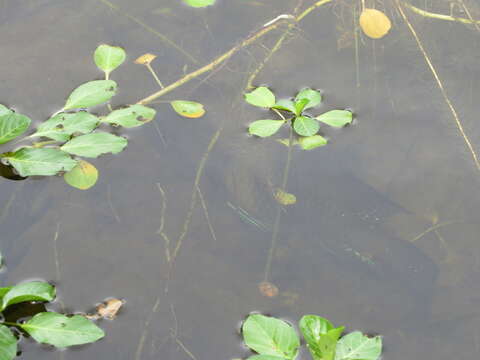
[1,0,480,359]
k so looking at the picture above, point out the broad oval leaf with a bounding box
[64,160,99,190]
[2,148,77,177]
[1,281,55,311]
[249,120,285,138]
[316,110,352,128]
[299,135,328,150]
[30,112,99,141]
[0,325,17,360]
[335,332,382,360]
[61,133,127,158]
[295,88,322,111]
[94,44,126,74]
[293,116,319,137]
[22,312,105,348]
[242,314,300,359]
[64,80,117,110]
[245,87,276,108]
[0,107,31,145]
[103,105,156,127]
[170,101,205,118]
[359,8,391,39]
[272,99,296,114]
[183,0,215,8]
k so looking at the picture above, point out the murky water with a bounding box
[1,0,480,359]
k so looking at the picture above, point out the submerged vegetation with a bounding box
[0,260,105,359]
[240,313,382,360]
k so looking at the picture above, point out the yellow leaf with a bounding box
[63,160,98,190]
[274,188,296,205]
[134,53,157,65]
[359,8,392,39]
[171,100,206,118]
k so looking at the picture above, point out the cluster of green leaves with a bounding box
[245,87,353,150]
[0,280,104,359]
[241,314,382,360]
[0,44,156,189]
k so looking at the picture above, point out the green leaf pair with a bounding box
[245,87,353,150]
[0,280,105,359]
[241,314,382,360]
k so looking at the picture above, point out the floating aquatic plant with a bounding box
[240,313,382,360]
[245,87,353,150]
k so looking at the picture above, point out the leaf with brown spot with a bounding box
[63,160,99,190]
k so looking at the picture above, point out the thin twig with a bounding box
[196,185,218,242]
[410,220,462,243]
[156,183,171,263]
[403,1,480,26]
[134,297,161,360]
[96,0,198,63]
[396,0,480,173]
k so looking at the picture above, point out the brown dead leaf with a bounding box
[87,298,124,320]
[134,53,157,65]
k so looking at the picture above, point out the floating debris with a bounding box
[258,281,279,297]
[274,188,297,205]
[87,298,124,320]
[359,8,392,39]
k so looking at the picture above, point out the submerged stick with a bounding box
[403,1,480,26]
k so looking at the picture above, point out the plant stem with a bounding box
[403,1,480,25]
[32,140,59,148]
[1,321,21,327]
[263,125,294,283]
[146,63,165,89]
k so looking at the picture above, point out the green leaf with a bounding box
[335,332,382,360]
[0,107,31,145]
[242,314,300,359]
[94,44,126,75]
[316,110,352,128]
[294,99,309,116]
[1,281,55,311]
[64,160,99,190]
[103,105,156,127]
[61,133,127,158]
[300,316,344,360]
[0,325,17,360]
[295,88,322,110]
[170,101,205,118]
[64,80,117,110]
[249,120,285,138]
[248,356,287,360]
[272,99,296,113]
[293,116,319,136]
[0,288,12,300]
[2,148,77,177]
[299,135,328,150]
[22,312,105,348]
[183,0,216,7]
[245,87,276,108]
[30,112,99,141]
